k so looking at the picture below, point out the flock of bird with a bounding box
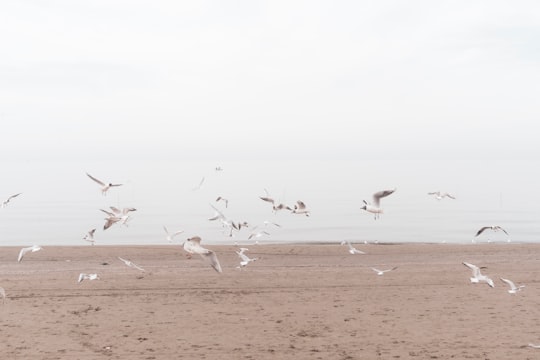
[0,170,518,286]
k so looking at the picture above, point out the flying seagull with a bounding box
[163,226,184,243]
[500,277,525,294]
[463,261,494,287]
[428,191,456,200]
[361,188,396,219]
[83,228,96,245]
[1,193,22,208]
[101,207,137,230]
[86,173,122,195]
[236,247,258,269]
[371,267,398,275]
[118,257,145,271]
[17,245,43,263]
[475,226,509,237]
[340,240,365,254]
[291,200,310,217]
[182,236,222,273]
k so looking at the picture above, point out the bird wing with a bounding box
[500,278,516,290]
[475,227,489,237]
[86,173,105,186]
[200,251,222,273]
[497,226,509,235]
[260,196,275,204]
[17,247,30,262]
[372,189,396,207]
[463,262,480,276]
[296,201,306,210]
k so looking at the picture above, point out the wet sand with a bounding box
[1,243,540,359]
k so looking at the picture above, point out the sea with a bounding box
[1,158,539,246]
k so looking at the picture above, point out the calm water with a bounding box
[1,158,539,246]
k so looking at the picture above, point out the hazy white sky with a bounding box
[1,1,539,162]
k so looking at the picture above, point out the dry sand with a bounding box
[1,242,540,359]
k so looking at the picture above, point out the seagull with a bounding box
[248,230,270,241]
[361,188,396,219]
[2,193,22,208]
[17,245,43,262]
[86,173,122,195]
[182,236,222,273]
[340,240,365,254]
[101,207,137,230]
[475,226,509,237]
[163,226,184,243]
[259,189,292,213]
[463,262,494,287]
[215,196,229,208]
[192,177,205,191]
[291,200,310,217]
[78,273,100,283]
[428,191,456,200]
[500,278,525,294]
[371,267,398,275]
[236,247,258,268]
[118,257,145,271]
[83,228,96,245]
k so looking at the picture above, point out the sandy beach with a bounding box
[1,242,540,359]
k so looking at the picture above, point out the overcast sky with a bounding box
[1,1,539,162]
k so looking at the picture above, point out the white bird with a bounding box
[78,273,100,283]
[182,236,222,273]
[83,228,96,245]
[340,240,365,254]
[118,257,145,271]
[101,207,137,230]
[236,247,258,268]
[163,226,184,243]
[2,193,22,208]
[371,266,398,275]
[428,191,456,200]
[248,230,270,241]
[361,188,396,219]
[500,277,525,294]
[475,226,509,237]
[18,245,43,262]
[86,173,122,195]
[463,262,494,287]
[259,189,292,213]
[291,200,310,217]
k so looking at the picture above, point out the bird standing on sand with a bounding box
[86,173,122,195]
[361,188,396,219]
